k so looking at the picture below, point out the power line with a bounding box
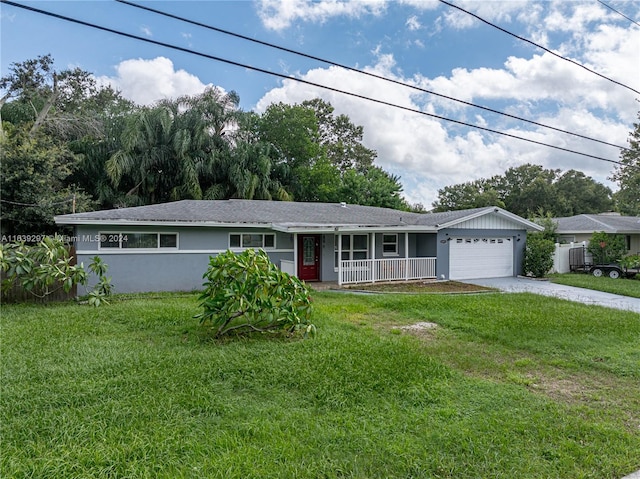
[597,0,640,27]
[0,197,74,207]
[116,0,628,152]
[0,0,628,169]
[439,0,640,96]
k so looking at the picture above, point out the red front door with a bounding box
[298,235,320,281]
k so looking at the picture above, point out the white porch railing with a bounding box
[339,257,437,285]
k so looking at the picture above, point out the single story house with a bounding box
[54,200,543,293]
[555,213,640,254]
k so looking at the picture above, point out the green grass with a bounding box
[550,273,640,298]
[2,292,639,478]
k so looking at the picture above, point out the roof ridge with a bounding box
[581,214,615,230]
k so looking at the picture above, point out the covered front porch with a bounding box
[278,226,439,286]
[336,231,436,285]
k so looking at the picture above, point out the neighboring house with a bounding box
[555,213,640,254]
[54,200,542,293]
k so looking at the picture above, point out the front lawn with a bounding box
[2,292,639,478]
[550,273,640,298]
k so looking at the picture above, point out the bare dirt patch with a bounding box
[345,280,495,294]
[399,321,439,339]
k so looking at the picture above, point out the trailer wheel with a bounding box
[592,268,604,277]
[608,269,621,279]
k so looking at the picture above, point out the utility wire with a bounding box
[117,0,628,151]
[439,0,640,96]
[0,0,628,168]
[597,0,640,27]
[0,197,74,207]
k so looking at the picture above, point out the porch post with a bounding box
[371,232,376,283]
[405,232,409,281]
[293,233,298,278]
[337,231,342,286]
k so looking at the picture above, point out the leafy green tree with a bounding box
[339,166,407,210]
[531,209,558,242]
[302,98,376,172]
[498,164,558,216]
[0,54,119,140]
[257,102,322,171]
[432,179,504,212]
[554,170,613,216]
[0,126,93,234]
[432,163,613,216]
[611,112,640,216]
[195,249,315,338]
[256,99,407,208]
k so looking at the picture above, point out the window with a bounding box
[382,234,398,255]
[229,233,276,249]
[123,233,157,249]
[334,234,368,267]
[100,232,178,249]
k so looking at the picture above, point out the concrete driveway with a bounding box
[465,276,640,314]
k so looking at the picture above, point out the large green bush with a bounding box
[522,233,555,278]
[195,249,315,338]
[587,232,627,264]
[0,236,112,305]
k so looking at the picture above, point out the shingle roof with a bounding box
[55,200,539,231]
[555,214,640,234]
[56,200,415,225]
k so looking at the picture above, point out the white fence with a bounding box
[339,257,437,285]
[552,241,588,274]
[279,259,295,276]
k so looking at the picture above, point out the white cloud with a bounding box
[254,25,635,207]
[256,0,388,31]
[96,57,211,106]
[140,25,152,37]
[406,15,421,31]
[439,1,527,30]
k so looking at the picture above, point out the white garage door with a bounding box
[450,237,513,280]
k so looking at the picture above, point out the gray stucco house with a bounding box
[555,213,640,254]
[54,200,543,293]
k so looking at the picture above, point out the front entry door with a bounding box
[298,235,320,281]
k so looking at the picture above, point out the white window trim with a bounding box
[382,233,399,257]
[98,232,179,251]
[228,232,276,250]
[334,233,369,270]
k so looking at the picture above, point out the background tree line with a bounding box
[2,55,638,235]
[432,114,640,218]
[1,55,410,234]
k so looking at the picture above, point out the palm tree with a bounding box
[106,106,176,204]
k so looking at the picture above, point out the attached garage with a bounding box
[449,237,514,280]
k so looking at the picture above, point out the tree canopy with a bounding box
[610,111,640,216]
[432,163,615,217]
[1,55,412,235]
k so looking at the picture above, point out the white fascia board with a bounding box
[272,223,437,233]
[558,228,639,234]
[436,207,544,231]
[53,218,273,228]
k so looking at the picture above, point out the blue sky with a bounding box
[2,0,639,208]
